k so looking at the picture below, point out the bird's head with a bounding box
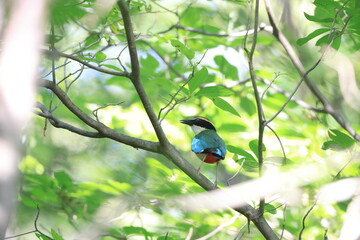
[180,116,216,135]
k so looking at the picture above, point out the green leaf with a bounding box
[140,54,159,76]
[19,156,44,174]
[51,229,65,240]
[77,56,98,63]
[84,34,100,48]
[107,180,132,192]
[322,129,356,150]
[214,55,238,80]
[123,226,151,237]
[195,86,233,97]
[29,187,59,203]
[36,233,52,240]
[227,145,256,161]
[304,12,333,23]
[249,139,266,159]
[240,97,256,116]
[211,97,240,117]
[170,39,195,60]
[95,52,107,62]
[102,64,123,72]
[296,28,329,46]
[264,203,277,214]
[219,123,247,132]
[331,34,342,50]
[188,67,209,94]
[55,171,73,189]
[241,157,259,169]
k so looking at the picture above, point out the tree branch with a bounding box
[117,0,169,146]
[39,79,161,153]
[43,49,131,78]
[243,0,267,217]
[174,24,272,38]
[263,0,360,141]
[34,102,104,138]
[258,77,326,113]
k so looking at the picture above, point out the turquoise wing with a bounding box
[191,130,226,159]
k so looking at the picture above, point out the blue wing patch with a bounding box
[191,130,226,159]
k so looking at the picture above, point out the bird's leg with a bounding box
[214,162,219,187]
[196,155,206,174]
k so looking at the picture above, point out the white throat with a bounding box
[191,125,208,135]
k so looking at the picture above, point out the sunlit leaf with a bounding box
[264,203,277,214]
[227,145,256,161]
[249,139,266,159]
[297,28,329,46]
[95,52,107,62]
[214,55,238,80]
[51,229,65,240]
[102,64,123,72]
[322,129,356,150]
[170,39,195,60]
[55,171,73,189]
[211,97,240,117]
[188,67,209,94]
[303,12,333,23]
[219,123,247,132]
[195,86,233,97]
[240,97,256,116]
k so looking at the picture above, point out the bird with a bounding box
[180,116,226,186]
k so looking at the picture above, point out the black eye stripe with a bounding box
[195,118,216,131]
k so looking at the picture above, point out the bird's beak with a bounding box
[180,119,193,125]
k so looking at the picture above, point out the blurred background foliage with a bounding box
[11,0,360,239]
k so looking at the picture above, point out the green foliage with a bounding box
[214,55,239,80]
[188,67,209,94]
[51,229,64,240]
[299,0,360,51]
[195,86,233,97]
[14,0,360,239]
[170,39,195,60]
[211,97,241,117]
[322,129,356,150]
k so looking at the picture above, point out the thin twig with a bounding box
[158,50,208,123]
[140,40,186,81]
[233,221,249,240]
[4,230,37,239]
[226,157,246,186]
[34,205,53,239]
[117,45,128,72]
[280,203,287,240]
[243,0,267,216]
[196,213,240,240]
[260,72,280,101]
[257,77,326,113]
[266,125,286,163]
[43,62,71,78]
[299,200,317,240]
[43,49,130,78]
[174,24,271,38]
[34,102,104,138]
[333,149,357,180]
[92,102,125,121]
[50,24,56,84]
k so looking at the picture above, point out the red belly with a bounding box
[203,154,221,164]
